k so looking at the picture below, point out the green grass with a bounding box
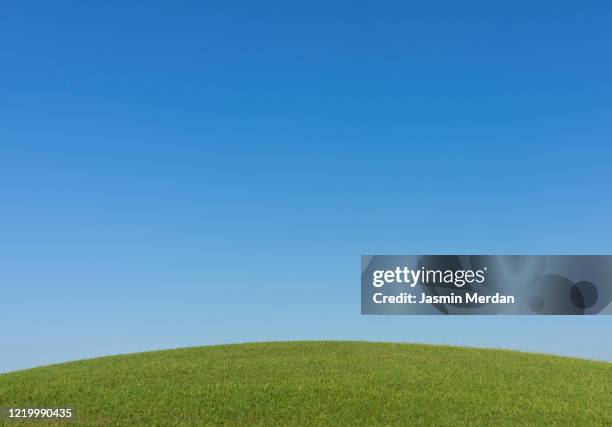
[0,341,610,426]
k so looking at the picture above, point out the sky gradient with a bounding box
[1,0,611,372]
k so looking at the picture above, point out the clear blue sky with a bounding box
[1,1,611,372]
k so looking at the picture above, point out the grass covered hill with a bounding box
[0,341,610,425]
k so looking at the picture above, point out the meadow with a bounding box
[0,341,610,425]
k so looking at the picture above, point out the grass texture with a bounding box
[0,341,610,426]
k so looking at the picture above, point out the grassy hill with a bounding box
[0,341,610,426]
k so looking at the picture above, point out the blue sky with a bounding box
[1,1,611,372]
